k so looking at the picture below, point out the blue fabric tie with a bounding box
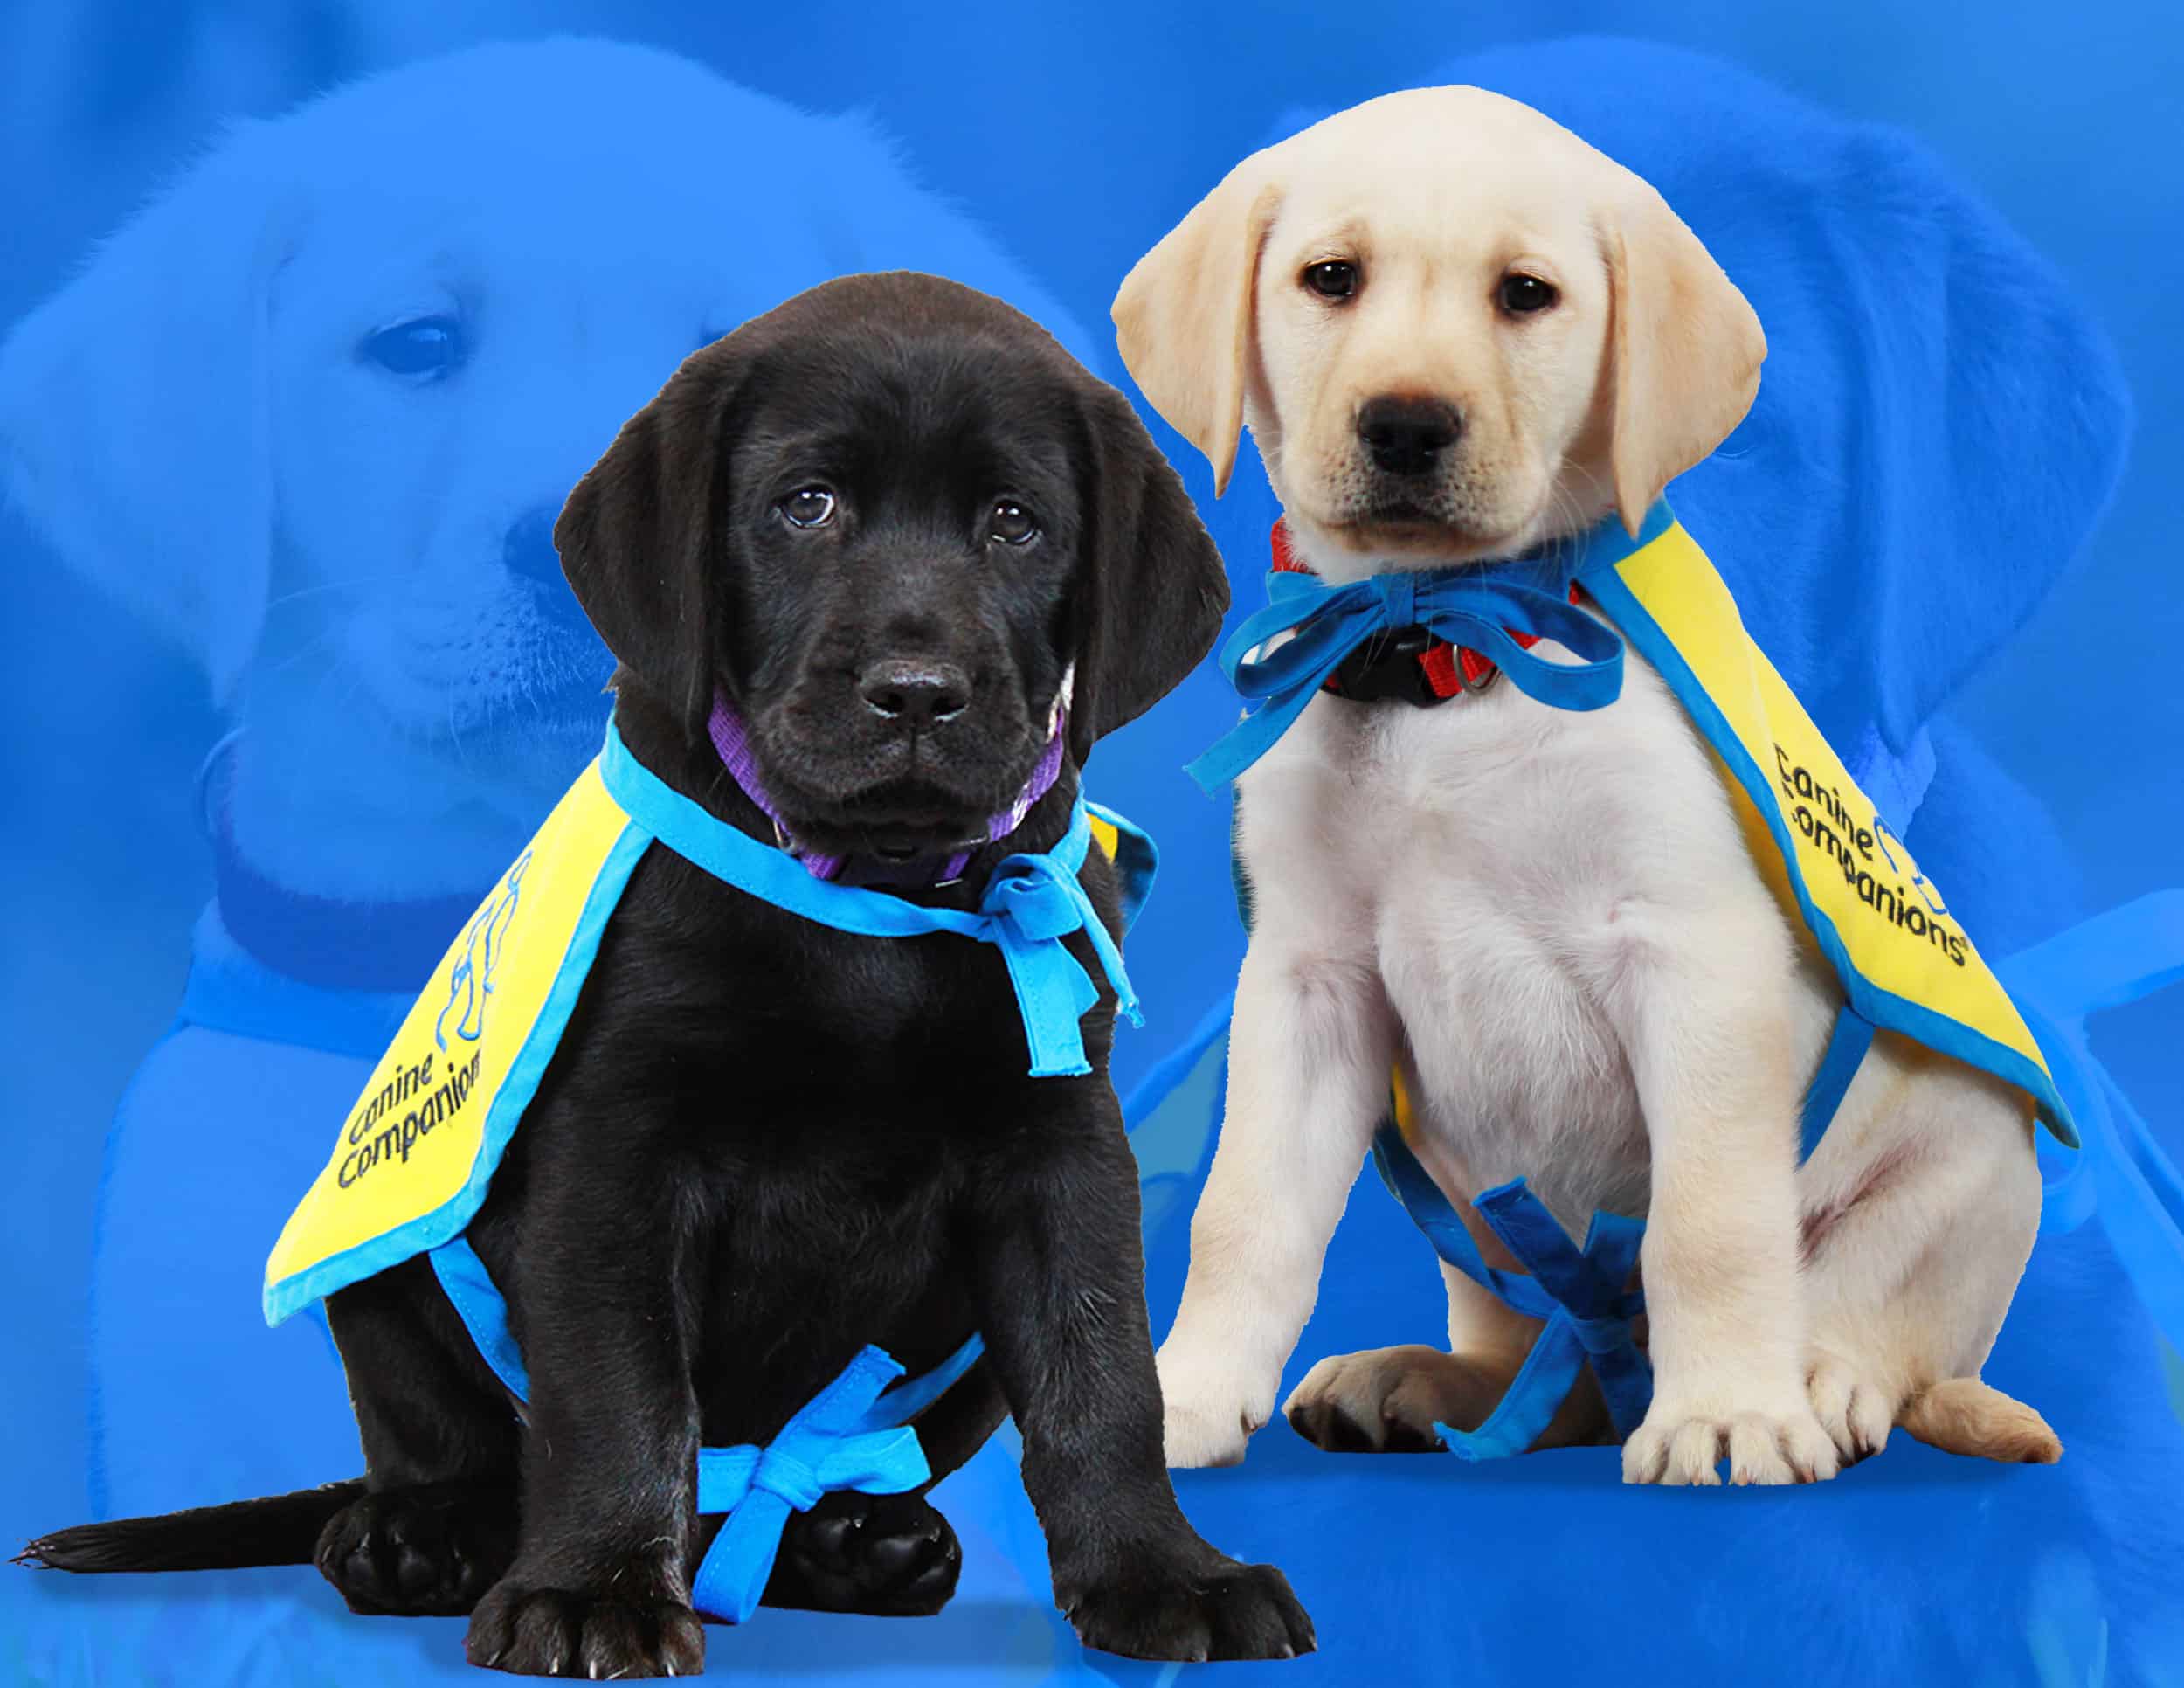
[428,1238,985,1626]
[1186,552,1627,793]
[691,1346,931,1623]
[1371,1125,1651,1456]
[599,723,1143,1078]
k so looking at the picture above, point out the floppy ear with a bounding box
[0,120,292,703]
[1069,383,1232,763]
[553,351,742,740]
[1598,178,1766,536]
[1111,159,1283,497]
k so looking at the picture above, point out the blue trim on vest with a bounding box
[601,721,1142,1079]
[426,1236,984,1625]
[261,820,653,1327]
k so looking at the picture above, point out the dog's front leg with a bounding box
[1610,929,1839,1487]
[463,1157,707,1678]
[1156,939,1393,1465]
[966,1090,1315,1662]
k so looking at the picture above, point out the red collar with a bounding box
[1270,519,1573,701]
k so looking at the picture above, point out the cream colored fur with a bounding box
[1114,86,2056,1485]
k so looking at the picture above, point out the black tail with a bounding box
[16,1479,365,1574]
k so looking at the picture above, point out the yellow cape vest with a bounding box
[1576,508,2072,1146]
[265,724,1144,1326]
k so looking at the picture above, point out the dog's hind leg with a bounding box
[764,1359,1008,1617]
[316,1256,522,1616]
[1799,1041,2057,1466]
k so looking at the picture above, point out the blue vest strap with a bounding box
[1371,1125,1651,1449]
[1799,1005,1876,1165]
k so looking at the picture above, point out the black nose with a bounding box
[503,506,568,590]
[859,660,971,727]
[1358,396,1462,477]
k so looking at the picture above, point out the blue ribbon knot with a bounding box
[977,847,1140,1078]
[1187,557,1627,793]
[689,1346,938,1623]
[1374,571,1419,626]
[1371,1126,1651,1460]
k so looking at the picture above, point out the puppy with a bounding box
[1115,86,2057,1483]
[23,273,1314,1674]
[0,37,1109,1522]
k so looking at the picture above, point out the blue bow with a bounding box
[977,848,1141,1077]
[691,1346,932,1623]
[1187,560,1626,792]
[1371,1124,1651,1456]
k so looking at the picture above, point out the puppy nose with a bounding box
[859,660,971,727]
[502,506,568,590]
[1358,396,1462,477]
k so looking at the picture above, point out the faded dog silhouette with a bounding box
[0,36,1097,1524]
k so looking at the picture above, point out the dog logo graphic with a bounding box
[435,852,530,1052]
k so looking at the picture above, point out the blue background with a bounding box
[3,2,2181,1684]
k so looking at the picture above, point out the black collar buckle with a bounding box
[1326,626,1450,709]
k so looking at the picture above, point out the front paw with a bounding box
[1061,1548,1315,1663]
[1622,1391,1841,1487]
[1156,1340,1271,1468]
[466,1568,706,1678]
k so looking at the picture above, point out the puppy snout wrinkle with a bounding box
[858,659,971,727]
[1357,395,1462,477]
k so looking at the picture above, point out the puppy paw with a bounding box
[766,1491,961,1616]
[1283,1346,1502,1452]
[1156,1342,1271,1468]
[1060,1548,1315,1662]
[466,1568,705,1678]
[1623,1396,1841,1486]
[315,1484,515,1616]
[1806,1360,1894,1465]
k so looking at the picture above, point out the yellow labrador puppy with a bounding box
[1114,86,2057,1485]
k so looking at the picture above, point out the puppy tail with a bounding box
[1897,1379,2063,1464]
[15,1479,366,1574]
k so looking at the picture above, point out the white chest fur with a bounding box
[1231,632,1834,1235]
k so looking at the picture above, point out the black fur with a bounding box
[22,273,1310,1675]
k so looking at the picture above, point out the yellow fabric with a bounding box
[1600,521,2068,1137]
[1088,813,1120,866]
[264,760,636,1319]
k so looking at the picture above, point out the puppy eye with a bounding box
[779,486,839,529]
[987,501,1039,546]
[1302,261,1358,301]
[1498,274,1559,315]
[360,315,467,379]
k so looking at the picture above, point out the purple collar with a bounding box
[707,692,1068,888]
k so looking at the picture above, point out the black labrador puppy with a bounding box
[23,273,1313,1674]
